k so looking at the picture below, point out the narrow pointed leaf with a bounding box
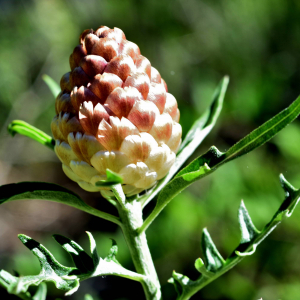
[220,94,300,165]
[86,231,100,268]
[8,120,55,150]
[0,182,121,226]
[238,201,260,244]
[201,229,225,272]
[42,74,60,98]
[52,235,94,273]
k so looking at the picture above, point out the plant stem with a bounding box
[116,199,162,300]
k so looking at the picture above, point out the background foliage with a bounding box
[1,0,300,299]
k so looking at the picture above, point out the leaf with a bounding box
[219,93,300,165]
[0,181,121,226]
[7,120,55,150]
[7,234,79,295]
[140,92,300,233]
[95,169,123,187]
[168,175,300,300]
[32,283,47,300]
[238,201,260,244]
[86,231,100,268]
[84,295,94,300]
[1,232,148,299]
[194,258,214,278]
[140,76,229,207]
[52,235,94,273]
[42,74,60,98]
[201,229,225,273]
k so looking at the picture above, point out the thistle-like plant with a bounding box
[1,26,300,300]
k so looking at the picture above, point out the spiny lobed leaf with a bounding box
[140,92,300,233]
[0,181,121,225]
[169,175,300,300]
[0,232,146,299]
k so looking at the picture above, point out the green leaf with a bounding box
[201,229,225,273]
[84,295,94,300]
[86,231,100,268]
[42,74,60,98]
[0,181,121,226]
[52,235,94,273]
[8,234,79,295]
[140,76,229,207]
[7,120,55,150]
[220,93,300,165]
[32,283,47,300]
[194,258,214,278]
[1,232,148,299]
[140,92,300,233]
[238,201,260,244]
[168,175,300,300]
[95,169,123,186]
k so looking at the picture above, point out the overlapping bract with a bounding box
[51,26,182,196]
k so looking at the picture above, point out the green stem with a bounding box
[115,197,162,300]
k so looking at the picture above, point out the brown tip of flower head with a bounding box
[79,29,93,44]
[124,72,150,100]
[71,86,100,111]
[53,25,182,196]
[84,33,100,54]
[80,55,108,77]
[60,72,72,93]
[55,92,76,115]
[88,73,123,102]
[104,55,135,81]
[70,45,87,70]
[69,67,90,89]
[119,40,140,62]
[91,38,119,61]
[105,87,141,118]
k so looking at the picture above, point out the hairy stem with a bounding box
[116,199,161,300]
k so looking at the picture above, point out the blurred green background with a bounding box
[1,0,300,299]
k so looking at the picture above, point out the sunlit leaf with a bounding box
[8,120,55,150]
[1,232,147,299]
[0,181,121,226]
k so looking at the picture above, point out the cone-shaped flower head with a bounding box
[52,26,182,197]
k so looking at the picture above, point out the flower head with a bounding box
[52,26,182,197]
